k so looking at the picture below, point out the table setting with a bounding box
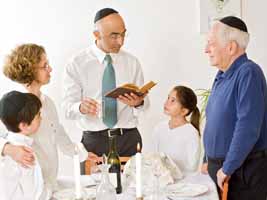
[52,150,219,200]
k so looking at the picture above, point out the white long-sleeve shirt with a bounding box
[0,133,49,200]
[62,44,149,131]
[152,121,200,173]
[30,93,88,191]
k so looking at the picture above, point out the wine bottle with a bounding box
[107,135,122,194]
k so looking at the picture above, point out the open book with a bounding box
[105,81,156,98]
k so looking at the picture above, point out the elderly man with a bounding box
[62,8,148,173]
[204,16,267,199]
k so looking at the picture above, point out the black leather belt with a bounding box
[83,128,136,137]
[208,149,267,164]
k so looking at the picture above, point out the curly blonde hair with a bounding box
[3,44,46,85]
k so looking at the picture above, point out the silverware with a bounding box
[85,184,97,188]
[167,196,174,200]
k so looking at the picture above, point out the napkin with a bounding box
[123,152,183,187]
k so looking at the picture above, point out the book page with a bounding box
[140,81,157,93]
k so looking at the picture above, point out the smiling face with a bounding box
[94,13,126,53]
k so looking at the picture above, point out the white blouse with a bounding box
[152,121,200,173]
[29,93,88,191]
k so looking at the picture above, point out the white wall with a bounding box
[0,0,266,176]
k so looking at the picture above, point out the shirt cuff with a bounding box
[133,97,149,114]
[77,143,88,162]
[73,101,84,118]
[222,162,234,176]
[134,100,144,108]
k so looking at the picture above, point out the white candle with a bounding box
[136,143,142,198]
[73,146,82,199]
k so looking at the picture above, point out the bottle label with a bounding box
[109,172,117,188]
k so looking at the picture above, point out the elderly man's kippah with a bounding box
[94,8,118,23]
[219,16,248,33]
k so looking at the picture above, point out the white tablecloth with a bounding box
[55,173,219,200]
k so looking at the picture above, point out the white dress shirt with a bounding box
[0,132,49,200]
[30,93,88,191]
[62,44,149,131]
[152,121,201,173]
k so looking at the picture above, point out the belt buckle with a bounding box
[107,128,123,137]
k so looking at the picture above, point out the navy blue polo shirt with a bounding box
[204,54,267,175]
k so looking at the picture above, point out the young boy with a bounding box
[0,91,49,200]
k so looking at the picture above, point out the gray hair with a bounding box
[216,21,250,50]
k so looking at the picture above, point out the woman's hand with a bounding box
[3,143,35,168]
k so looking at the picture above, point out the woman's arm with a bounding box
[1,140,34,167]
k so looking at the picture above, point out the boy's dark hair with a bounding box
[0,91,42,132]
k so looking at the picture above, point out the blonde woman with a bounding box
[1,44,99,192]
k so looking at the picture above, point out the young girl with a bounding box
[153,85,201,173]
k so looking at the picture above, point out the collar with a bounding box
[6,132,33,146]
[92,42,120,64]
[215,53,248,81]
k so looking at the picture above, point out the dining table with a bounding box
[54,172,219,200]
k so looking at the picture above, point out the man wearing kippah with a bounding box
[204,16,267,199]
[62,8,149,173]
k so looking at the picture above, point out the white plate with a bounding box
[57,175,97,189]
[166,183,209,197]
[53,187,96,200]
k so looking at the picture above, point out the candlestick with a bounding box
[136,143,142,198]
[73,146,82,199]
